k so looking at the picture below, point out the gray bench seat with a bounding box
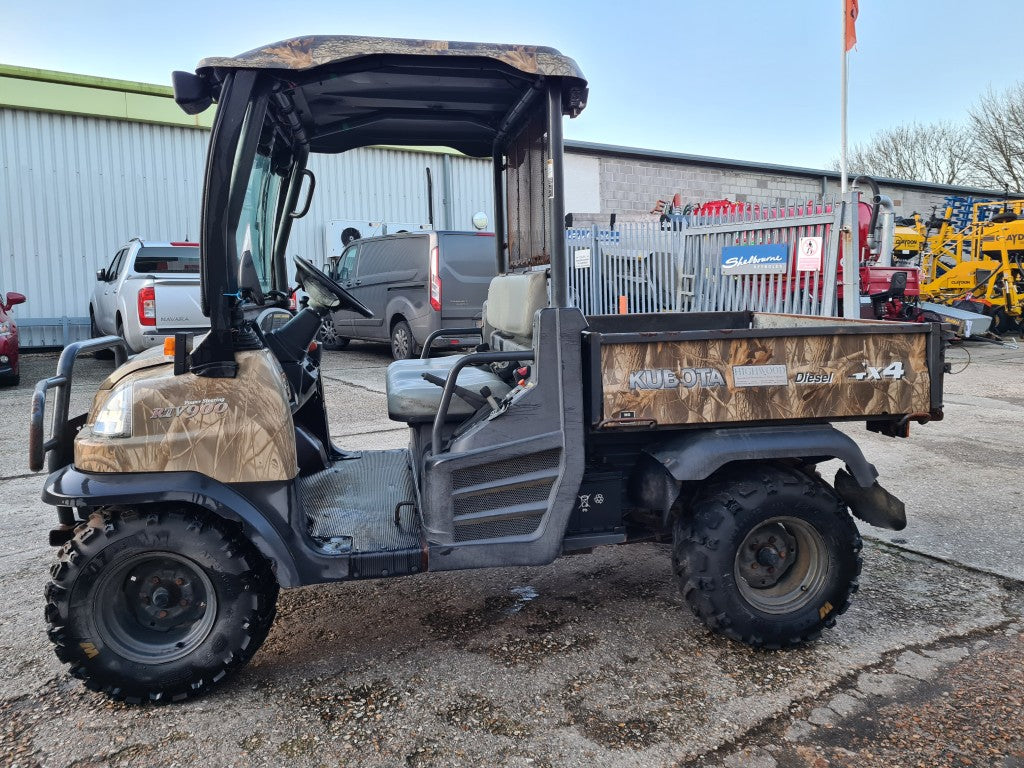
[385,356,510,423]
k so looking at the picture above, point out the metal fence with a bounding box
[568,196,856,318]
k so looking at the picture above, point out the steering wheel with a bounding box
[292,255,373,318]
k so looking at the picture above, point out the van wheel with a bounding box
[316,315,349,350]
[390,319,417,360]
[673,464,862,649]
[45,507,279,704]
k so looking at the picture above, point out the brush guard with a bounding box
[29,336,129,473]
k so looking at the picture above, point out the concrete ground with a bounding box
[1,337,1022,768]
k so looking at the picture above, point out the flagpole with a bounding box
[840,0,848,194]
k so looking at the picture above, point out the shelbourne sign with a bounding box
[720,244,789,275]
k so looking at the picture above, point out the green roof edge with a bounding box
[0,63,174,97]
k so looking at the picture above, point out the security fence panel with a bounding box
[568,197,852,318]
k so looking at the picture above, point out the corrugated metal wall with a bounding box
[0,107,493,347]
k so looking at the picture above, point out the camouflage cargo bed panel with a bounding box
[587,312,942,429]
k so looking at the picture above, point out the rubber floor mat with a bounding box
[299,449,419,552]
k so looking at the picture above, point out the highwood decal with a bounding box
[149,397,229,419]
[732,364,788,387]
[628,368,726,390]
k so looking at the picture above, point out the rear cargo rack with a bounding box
[29,336,128,473]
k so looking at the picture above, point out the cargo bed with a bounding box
[584,312,944,431]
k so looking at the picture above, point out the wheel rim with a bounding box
[733,516,830,615]
[93,552,218,663]
[392,326,410,358]
[317,315,338,345]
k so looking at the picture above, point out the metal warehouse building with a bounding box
[0,64,1004,347]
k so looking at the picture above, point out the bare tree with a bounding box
[833,121,978,185]
[969,84,1024,191]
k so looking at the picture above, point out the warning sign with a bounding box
[797,236,823,272]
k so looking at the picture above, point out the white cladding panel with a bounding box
[0,108,207,346]
[564,153,601,215]
[0,108,493,347]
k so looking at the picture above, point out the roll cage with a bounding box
[172,36,588,377]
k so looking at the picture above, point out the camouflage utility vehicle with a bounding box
[30,35,945,703]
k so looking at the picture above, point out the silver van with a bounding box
[320,231,497,359]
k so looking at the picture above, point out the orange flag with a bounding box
[845,0,859,51]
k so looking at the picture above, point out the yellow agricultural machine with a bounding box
[916,200,1024,334]
[893,216,926,262]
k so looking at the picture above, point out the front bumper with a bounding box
[0,338,16,378]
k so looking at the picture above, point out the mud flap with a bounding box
[833,468,907,530]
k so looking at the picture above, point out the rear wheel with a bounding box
[390,319,417,360]
[90,309,114,360]
[673,463,861,648]
[316,314,350,350]
[115,316,133,355]
[45,507,278,703]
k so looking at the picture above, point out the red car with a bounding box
[0,291,26,386]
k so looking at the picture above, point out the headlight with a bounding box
[93,383,133,437]
[0,321,9,336]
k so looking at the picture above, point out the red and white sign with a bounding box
[797,236,823,272]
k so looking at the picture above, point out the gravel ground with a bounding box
[1,337,1022,768]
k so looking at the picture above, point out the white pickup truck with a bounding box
[89,239,208,353]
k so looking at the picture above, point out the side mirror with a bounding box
[4,292,25,312]
[96,269,108,282]
[171,71,213,115]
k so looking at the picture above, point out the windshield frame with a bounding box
[199,73,300,324]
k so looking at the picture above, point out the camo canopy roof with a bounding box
[196,35,588,156]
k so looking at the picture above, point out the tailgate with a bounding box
[152,278,207,330]
[439,233,496,323]
[586,312,944,429]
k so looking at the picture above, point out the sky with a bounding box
[2,0,1022,170]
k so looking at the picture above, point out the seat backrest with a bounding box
[484,271,548,344]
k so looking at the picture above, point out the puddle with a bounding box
[507,585,539,614]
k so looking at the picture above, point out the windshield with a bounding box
[235,151,283,293]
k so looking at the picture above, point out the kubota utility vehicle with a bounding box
[31,36,946,704]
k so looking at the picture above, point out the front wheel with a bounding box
[316,314,350,350]
[45,508,279,703]
[673,464,862,648]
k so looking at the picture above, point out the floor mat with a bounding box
[299,449,419,553]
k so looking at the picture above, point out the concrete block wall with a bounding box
[582,152,976,221]
[598,156,825,214]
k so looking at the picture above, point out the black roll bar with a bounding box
[419,327,484,359]
[29,336,129,473]
[430,349,535,453]
[546,82,568,307]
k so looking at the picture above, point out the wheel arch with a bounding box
[388,310,407,332]
[43,466,300,587]
[632,425,878,524]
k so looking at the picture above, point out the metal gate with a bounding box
[567,195,857,318]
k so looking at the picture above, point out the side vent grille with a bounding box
[451,449,562,543]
